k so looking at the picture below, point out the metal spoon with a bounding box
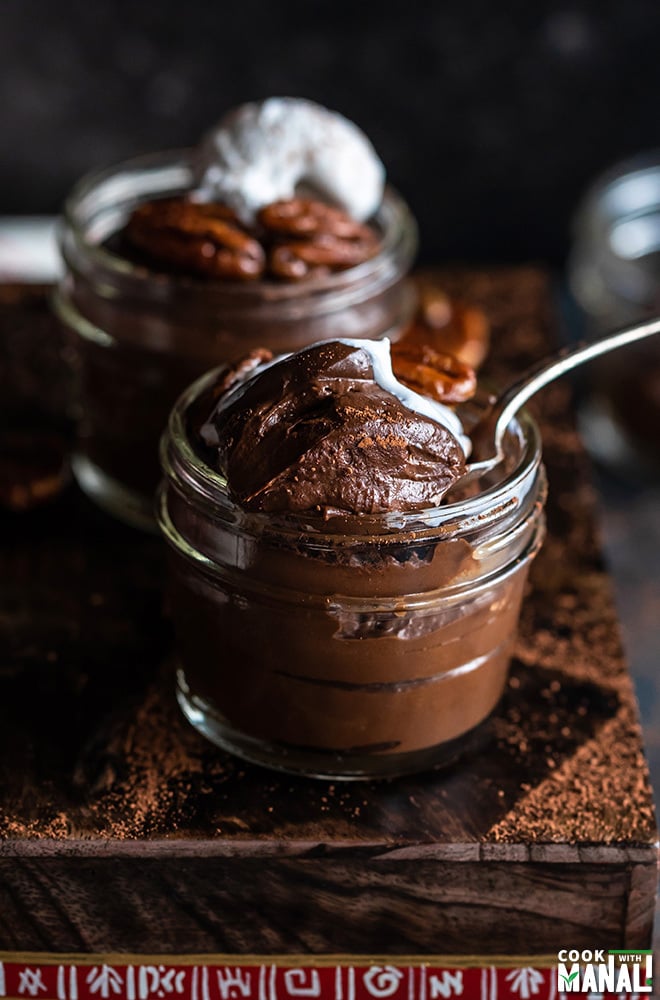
[463,314,660,485]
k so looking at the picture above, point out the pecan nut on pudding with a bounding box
[126,198,266,280]
[125,196,380,282]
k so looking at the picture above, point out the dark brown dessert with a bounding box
[73,197,382,510]
[199,341,467,514]
[160,340,546,777]
[58,154,415,529]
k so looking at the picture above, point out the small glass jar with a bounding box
[54,151,418,530]
[157,370,547,780]
[569,152,660,475]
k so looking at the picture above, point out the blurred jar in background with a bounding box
[569,153,660,477]
[54,152,417,531]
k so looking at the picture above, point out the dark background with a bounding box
[2,0,660,263]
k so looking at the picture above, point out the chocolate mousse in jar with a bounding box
[158,339,547,780]
[54,99,418,529]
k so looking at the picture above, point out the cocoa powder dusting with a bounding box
[82,670,228,839]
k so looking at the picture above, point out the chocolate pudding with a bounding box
[199,341,468,513]
[55,99,417,529]
[159,341,547,779]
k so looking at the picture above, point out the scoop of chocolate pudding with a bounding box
[199,340,468,515]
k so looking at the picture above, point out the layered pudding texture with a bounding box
[166,339,544,772]
[59,98,416,514]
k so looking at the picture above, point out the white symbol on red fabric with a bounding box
[282,970,321,997]
[138,966,187,999]
[363,967,404,998]
[505,969,544,999]
[257,966,278,1000]
[428,970,464,998]
[0,962,5,999]
[57,965,79,1000]
[216,969,253,999]
[18,970,47,997]
[87,966,123,998]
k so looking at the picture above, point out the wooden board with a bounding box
[0,270,656,954]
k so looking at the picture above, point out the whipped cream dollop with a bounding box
[193,98,386,224]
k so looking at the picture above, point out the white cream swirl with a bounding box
[339,338,471,457]
[193,97,385,224]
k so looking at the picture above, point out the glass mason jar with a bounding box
[54,151,418,530]
[569,152,660,475]
[157,370,547,780]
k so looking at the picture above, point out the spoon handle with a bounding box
[490,314,660,457]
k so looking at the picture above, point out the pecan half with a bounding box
[391,341,477,404]
[405,287,490,370]
[260,198,379,280]
[259,198,374,241]
[125,198,266,280]
[270,232,378,280]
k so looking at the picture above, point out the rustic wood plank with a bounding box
[0,859,643,953]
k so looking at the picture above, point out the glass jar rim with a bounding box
[60,148,418,306]
[161,361,544,541]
